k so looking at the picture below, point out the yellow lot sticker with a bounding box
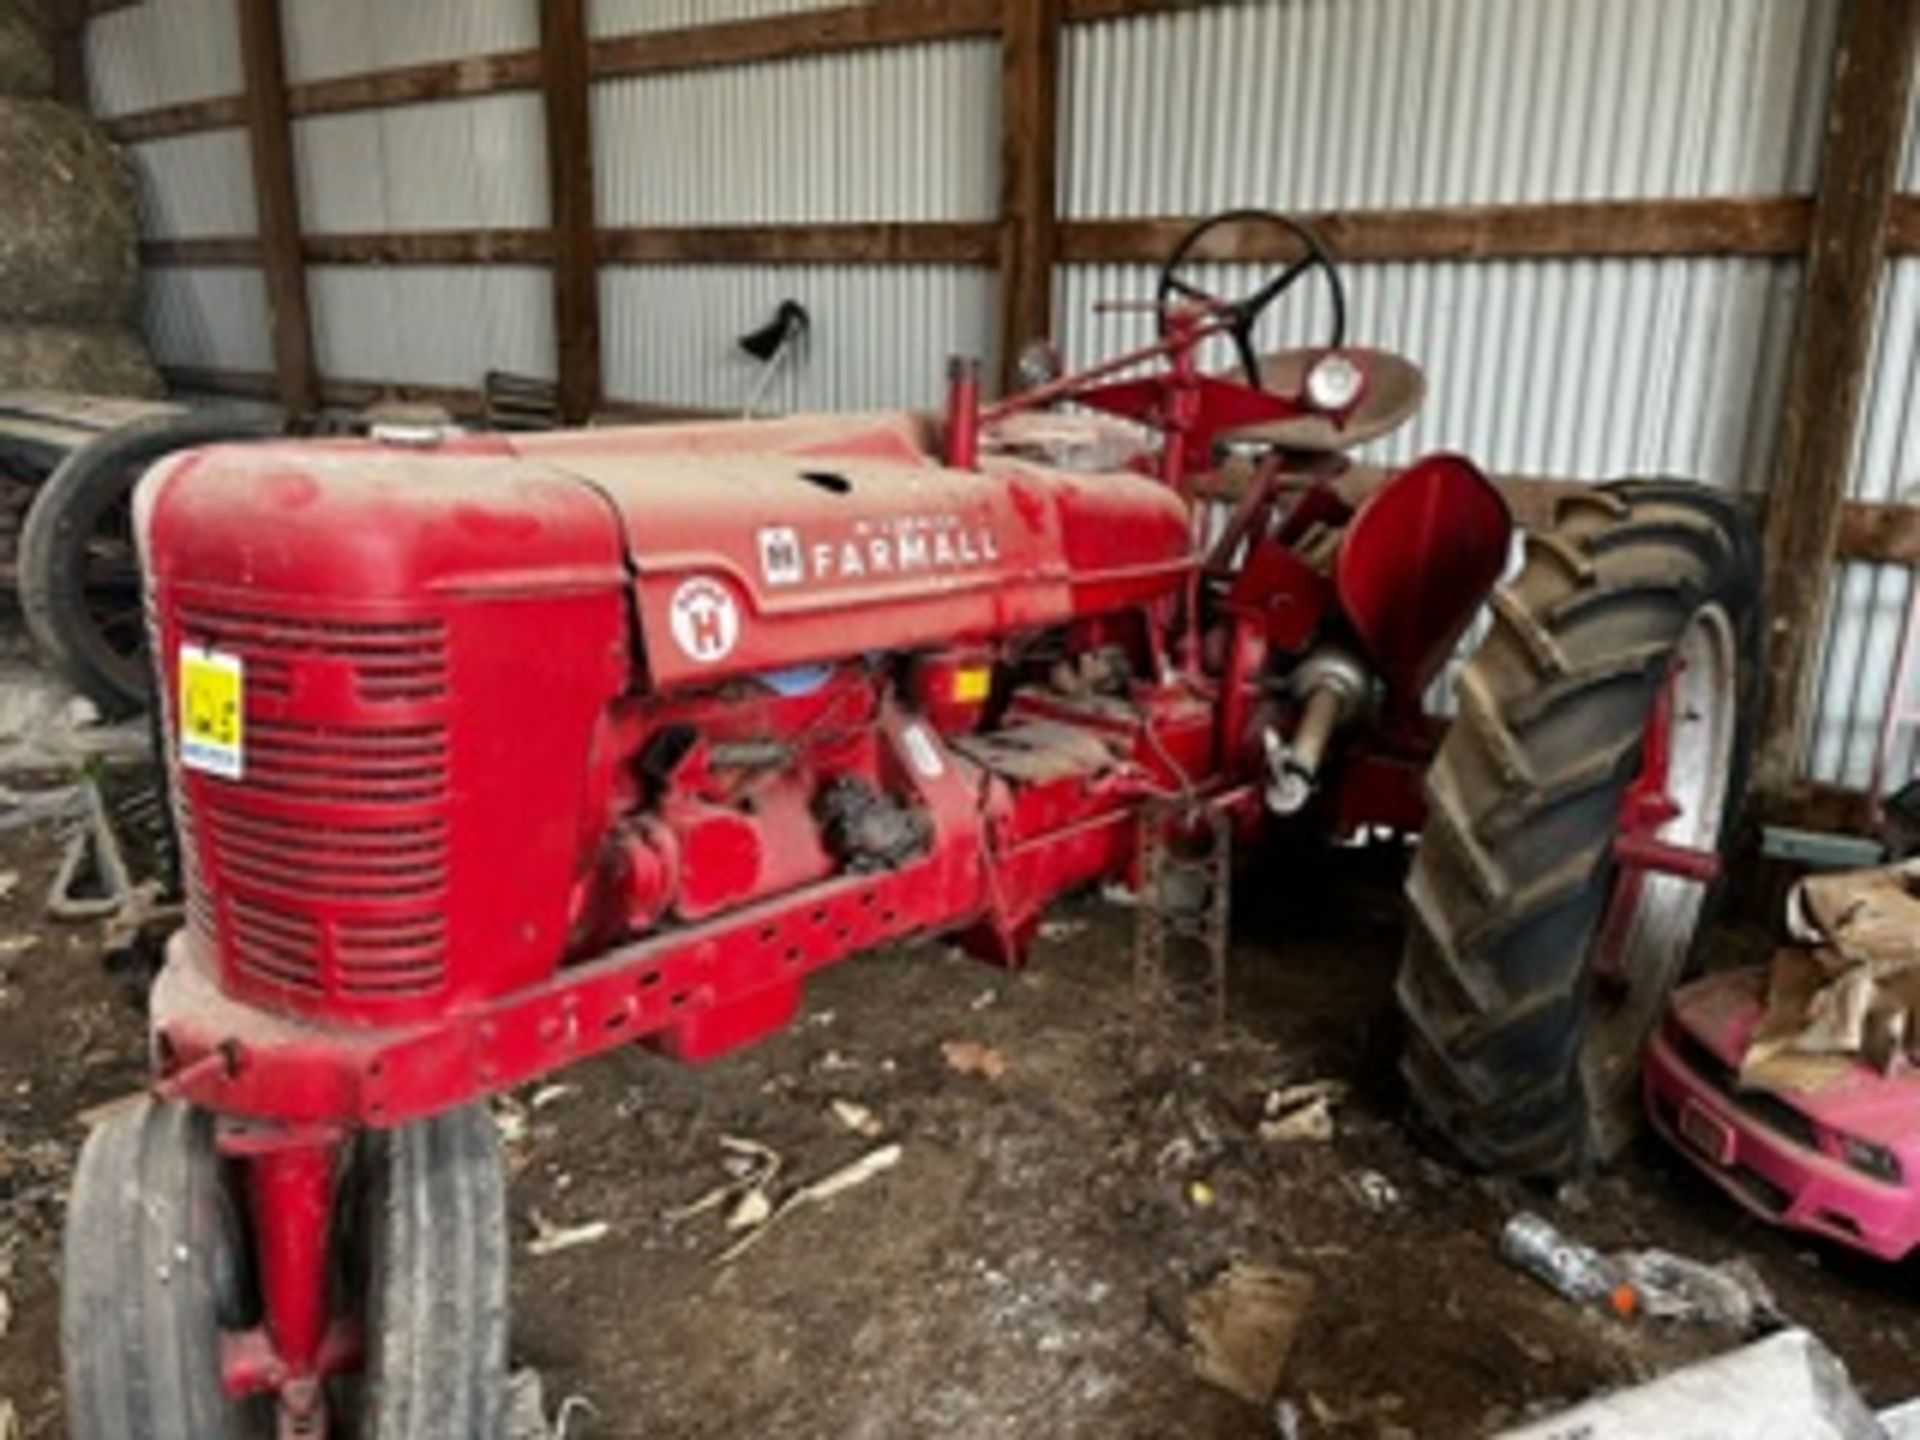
[179,644,244,780]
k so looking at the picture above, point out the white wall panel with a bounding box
[1808,563,1913,790]
[126,132,258,238]
[1056,257,1798,494]
[591,0,843,39]
[1062,0,1836,216]
[306,266,555,388]
[280,0,538,83]
[601,264,995,412]
[87,0,241,117]
[1805,258,1920,784]
[143,267,272,372]
[594,41,998,225]
[293,94,550,233]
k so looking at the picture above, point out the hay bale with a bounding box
[0,98,140,325]
[0,323,162,397]
[0,0,53,100]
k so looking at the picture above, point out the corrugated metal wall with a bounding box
[1056,0,1833,496]
[92,0,1920,787]
[594,31,999,412]
[1806,64,1920,789]
[281,0,555,389]
[87,0,263,375]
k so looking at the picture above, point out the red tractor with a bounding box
[61,210,1757,1437]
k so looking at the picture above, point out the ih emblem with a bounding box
[668,576,741,664]
[757,526,804,586]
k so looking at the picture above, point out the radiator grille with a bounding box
[174,605,448,705]
[173,603,453,1002]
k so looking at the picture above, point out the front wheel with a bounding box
[1395,479,1760,1177]
[62,1099,508,1438]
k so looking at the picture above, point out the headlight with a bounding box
[1014,339,1064,391]
[1305,352,1365,411]
[1839,1134,1903,1185]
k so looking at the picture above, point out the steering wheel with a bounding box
[1155,208,1348,390]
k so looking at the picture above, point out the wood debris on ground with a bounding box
[828,1098,883,1137]
[716,1143,904,1265]
[941,1039,1008,1081]
[526,1209,610,1258]
[1184,1261,1316,1407]
[1257,1079,1347,1143]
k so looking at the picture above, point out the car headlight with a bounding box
[1305,352,1365,412]
[1013,339,1064,391]
[1839,1134,1903,1185]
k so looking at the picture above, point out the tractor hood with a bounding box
[514,414,1190,690]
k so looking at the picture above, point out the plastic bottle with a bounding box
[1499,1212,1641,1317]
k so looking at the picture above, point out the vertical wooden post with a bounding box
[236,0,317,420]
[1757,0,1920,793]
[996,0,1062,394]
[540,0,601,426]
[49,0,88,108]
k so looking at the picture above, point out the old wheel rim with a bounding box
[1581,602,1738,1151]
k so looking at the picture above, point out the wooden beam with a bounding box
[141,236,267,265]
[1062,197,1815,265]
[161,363,723,427]
[235,0,316,419]
[141,224,999,269]
[101,95,249,142]
[590,0,999,80]
[597,222,1000,266]
[285,49,542,118]
[539,0,601,426]
[997,0,1063,391]
[158,364,281,399]
[1837,501,1920,565]
[1888,196,1920,255]
[49,0,89,108]
[304,230,557,265]
[1756,0,1920,791]
[1767,781,1877,836]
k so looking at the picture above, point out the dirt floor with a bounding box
[4,796,1920,1438]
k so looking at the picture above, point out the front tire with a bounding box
[1395,480,1760,1177]
[62,1099,508,1438]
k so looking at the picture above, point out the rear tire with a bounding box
[19,408,271,716]
[1395,480,1760,1177]
[62,1099,508,1439]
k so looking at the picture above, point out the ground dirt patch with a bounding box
[3,825,1917,1437]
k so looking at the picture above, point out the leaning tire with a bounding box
[19,408,272,716]
[62,1099,507,1439]
[1395,480,1760,1177]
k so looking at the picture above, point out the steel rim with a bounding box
[1581,602,1738,1148]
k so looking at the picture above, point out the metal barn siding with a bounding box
[279,0,551,388]
[278,0,538,83]
[126,131,259,239]
[291,96,551,234]
[144,266,274,374]
[593,42,1000,225]
[305,265,555,391]
[86,0,241,117]
[1055,0,1835,487]
[1060,0,1836,217]
[1803,54,1920,789]
[1056,257,1800,495]
[601,264,995,413]
[593,29,1000,412]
